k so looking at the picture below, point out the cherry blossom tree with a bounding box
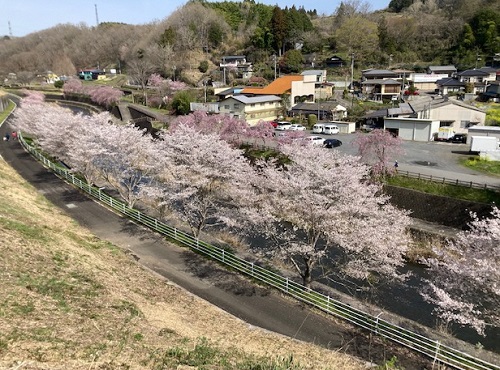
[151,125,255,238]
[88,85,124,108]
[169,111,249,146]
[62,78,85,96]
[92,123,160,208]
[353,129,404,178]
[421,206,500,336]
[63,113,116,185]
[240,143,412,289]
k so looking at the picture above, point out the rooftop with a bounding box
[242,75,304,95]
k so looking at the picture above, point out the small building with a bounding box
[301,69,327,83]
[480,81,500,102]
[384,117,440,141]
[78,69,105,81]
[218,95,281,126]
[435,77,466,95]
[327,120,356,134]
[409,73,450,91]
[427,65,457,76]
[289,101,347,121]
[324,55,346,68]
[467,125,500,144]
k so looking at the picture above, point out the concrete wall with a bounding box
[385,185,493,229]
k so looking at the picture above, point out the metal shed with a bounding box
[384,117,440,141]
[466,126,500,144]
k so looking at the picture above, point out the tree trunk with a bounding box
[302,258,313,289]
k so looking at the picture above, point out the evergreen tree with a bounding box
[271,6,287,55]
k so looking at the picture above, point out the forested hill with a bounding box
[0,0,499,85]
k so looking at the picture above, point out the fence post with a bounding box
[222,249,225,263]
[251,262,254,277]
[432,341,441,368]
[375,312,383,334]
[286,277,289,292]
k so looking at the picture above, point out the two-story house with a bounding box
[457,67,498,94]
[218,95,281,125]
[220,55,253,80]
[361,69,401,101]
[242,74,316,109]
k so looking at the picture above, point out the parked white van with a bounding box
[312,123,326,133]
[323,124,339,135]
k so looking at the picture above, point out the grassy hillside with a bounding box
[0,159,365,369]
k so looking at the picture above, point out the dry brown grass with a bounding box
[0,159,367,369]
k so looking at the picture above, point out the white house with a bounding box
[242,75,316,109]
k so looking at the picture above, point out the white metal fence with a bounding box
[19,136,500,370]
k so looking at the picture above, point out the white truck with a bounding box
[436,126,455,141]
[469,136,500,153]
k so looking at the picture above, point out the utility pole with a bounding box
[94,4,99,26]
[8,21,13,37]
[273,54,277,80]
[350,52,354,91]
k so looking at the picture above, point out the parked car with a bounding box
[323,124,339,135]
[323,138,343,148]
[275,121,292,130]
[304,136,325,146]
[448,133,467,143]
[289,124,306,131]
[312,123,326,133]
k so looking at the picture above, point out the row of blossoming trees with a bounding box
[12,91,499,338]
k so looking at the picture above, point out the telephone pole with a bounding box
[95,4,100,26]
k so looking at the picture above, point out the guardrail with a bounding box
[396,170,500,192]
[19,136,500,370]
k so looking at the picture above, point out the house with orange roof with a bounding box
[242,74,316,110]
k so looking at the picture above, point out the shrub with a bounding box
[198,60,209,73]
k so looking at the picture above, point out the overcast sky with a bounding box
[1,0,390,37]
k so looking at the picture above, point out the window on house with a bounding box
[250,103,255,107]
[260,103,265,106]
[234,103,240,109]
[224,105,230,110]
[460,120,471,128]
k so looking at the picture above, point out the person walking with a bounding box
[11,131,17,140]
[4,133,10,141]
